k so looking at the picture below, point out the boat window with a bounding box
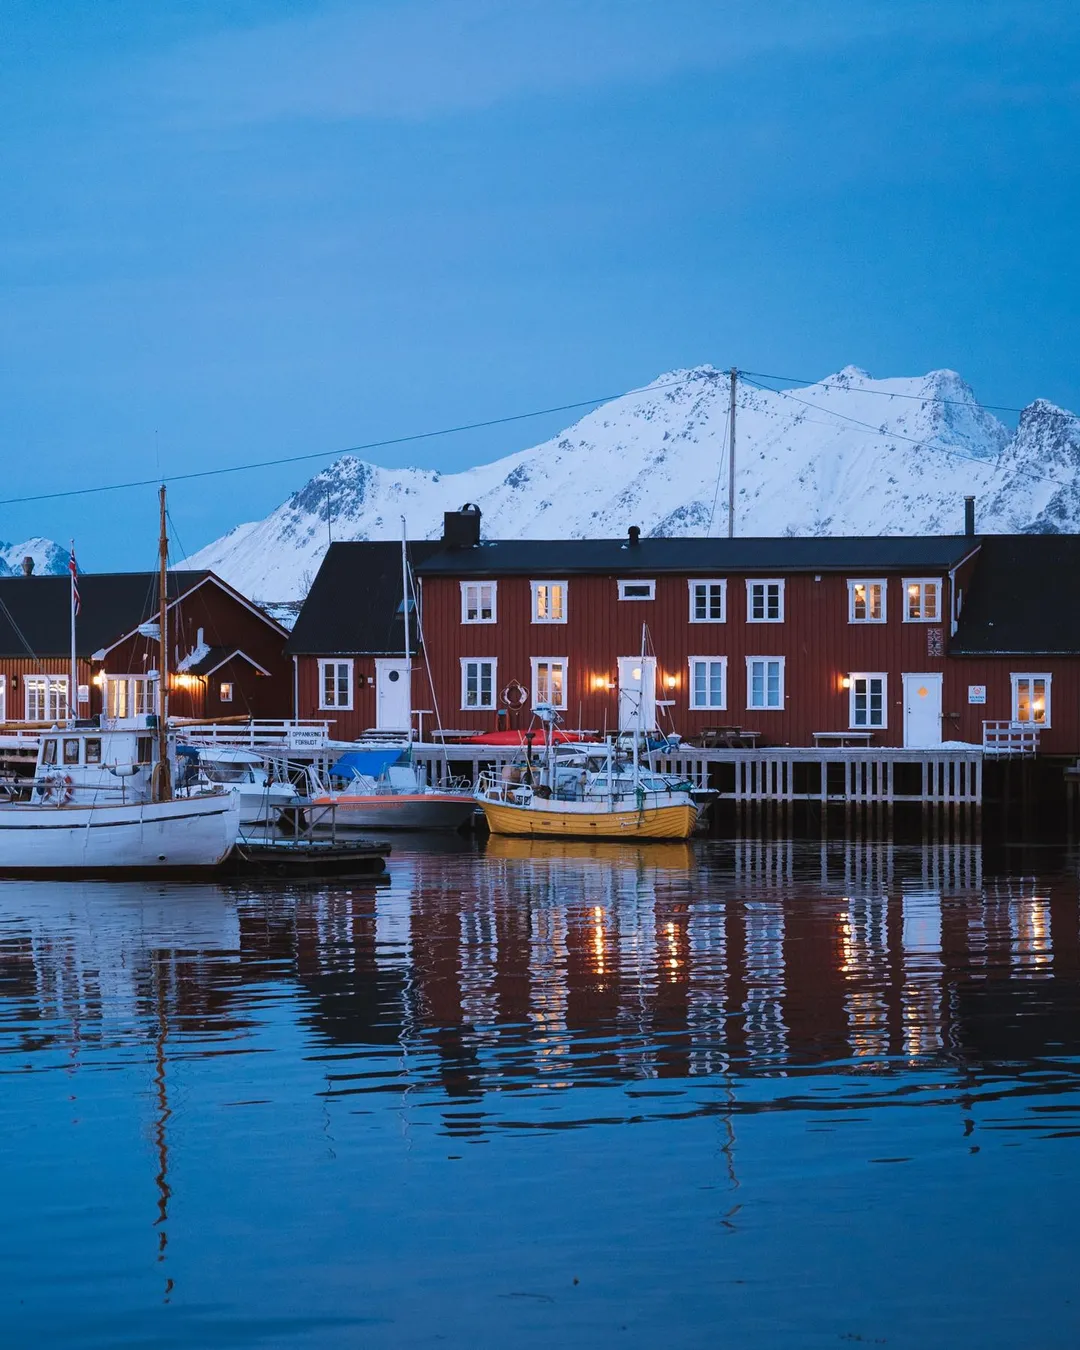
[85,739,102,765]
[206,763,251,783]
[136,736,153,764]
[63,739,80,766]
[41,739,58,766]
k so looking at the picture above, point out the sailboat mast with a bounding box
[155,485,172,801]
[400,515,412,742]
[69,539,77,727]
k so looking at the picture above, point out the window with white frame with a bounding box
[318,659,353,710]
[903,577,941,622]
[0,674,5,723]
[461,658,497,709]
[618,579,655,601]
[531,657,567,709]
[746,579,784,622]
[848,579,886,624]
[105,675,156,719]
[219,682,234,703]
[689,580,726,623]
[1012,673,1050,726]
[24,675,69,722]
[460,581,497,623]
[849,673,887,728]
[746,657,784,710]
[688,657,727,709]
[530,580,567,623]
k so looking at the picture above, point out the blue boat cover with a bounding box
[329,749,403,780]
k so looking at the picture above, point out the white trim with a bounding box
[460,657,498,710]
[24,673,70,722]
[530,656,568,710]
[688,579,727,623]
[219,681,234,703]
[745,656,785,710]
[847,579,887,624]
[198,649,272,679]
[0,673,5,723]
[617,579,655,601]
[318,658,354,711]
[460,580,497,624]
[530,580,568,624]
[688,655,727,709]
[848,672,888,729]
[746,578,785,623]
[1011,672,1051,728]
[902,576,943,623]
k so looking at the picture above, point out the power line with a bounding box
[739,368,1026,415]
[0,375,712,509]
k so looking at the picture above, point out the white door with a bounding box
[618,656,657,732]
[375,659,411,731]
[902,673,943,748]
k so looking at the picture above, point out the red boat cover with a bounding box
[457,729,591,746]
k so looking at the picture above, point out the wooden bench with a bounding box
[699,727,763,749]
[812,731,874,748]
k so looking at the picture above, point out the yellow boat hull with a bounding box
[480,799,699,841]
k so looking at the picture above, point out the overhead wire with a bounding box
[739,368,1027,415]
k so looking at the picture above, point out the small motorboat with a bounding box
[308,747,476,832]
[179,745,301,826]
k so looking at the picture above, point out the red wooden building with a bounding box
[288,507,1080,755]
[0,568,292,727]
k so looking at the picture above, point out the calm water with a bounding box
[2,837,1079,1349]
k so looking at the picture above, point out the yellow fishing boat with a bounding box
[480,795,697,840]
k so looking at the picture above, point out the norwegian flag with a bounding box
[69,546,80,617]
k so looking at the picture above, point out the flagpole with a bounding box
[69,539,77,726]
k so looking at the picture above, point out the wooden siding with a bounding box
[295,654,380,741]
[0,658,95,723]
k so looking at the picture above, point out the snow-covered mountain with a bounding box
[0,537,68,577]
[181,366,1080,601]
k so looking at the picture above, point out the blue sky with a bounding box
[0,0,1077,568]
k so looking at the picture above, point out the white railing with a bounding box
[177,720,332,749]
[982,720,1041,757]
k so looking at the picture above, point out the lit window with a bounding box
[461,581,497,624]
[746,579,784,622]
[689,580,726,623]
[618,579,656,601]
[848,579,886,623]
[461,658,497,710]
[1012,674,1050,727]
[531,580,567,623]
[849,673,887,728]
[746,657,784,709]
[105,676,155,719]
[0,673,6,724]
[531,658,567,709]
[318,659,353,710]
[688,657,726,709]
[24,675,69,722]
[219,682,234,703]
[903,577,941,622]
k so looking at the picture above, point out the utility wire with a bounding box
[739,368,1027,415]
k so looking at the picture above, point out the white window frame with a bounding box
[460,580,497,624]
[746,579,785,623]
[530,580,568,624]
[104,674,157,719]
[847,579,887,624]
[617,579,656,601]
[688,656,727,710]
[903,577,942,623]
[530,657,568,710]
[318,658,354,711]
[24,674,69,722]
[745,656,785,710]
[460,657,497,711]
[0,673,5,724]
[849,672,888,729]
[688,579,727,623]
[219,681,234,703]
[1011,673,1051,727]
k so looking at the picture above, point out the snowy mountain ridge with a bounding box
[173,363,1079,600]
[0,538,68,577]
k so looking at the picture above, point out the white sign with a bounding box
[968,685,987,704]
[77,684,90,704]
[288,728,328,748]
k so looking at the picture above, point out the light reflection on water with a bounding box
[1,838,1079,1348]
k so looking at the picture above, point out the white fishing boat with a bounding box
[0,487,240,876]
[178,744,301,826]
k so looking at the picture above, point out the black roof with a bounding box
[414,535,982,577]
[287,541,443,655]
[0,571,214,659]
[953,535,1080,655]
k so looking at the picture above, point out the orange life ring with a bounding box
[42,773,74,806]
[502,680,528,709]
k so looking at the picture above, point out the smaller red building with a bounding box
[288,508,1080,755]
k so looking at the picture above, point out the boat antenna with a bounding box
[153,484,172,801]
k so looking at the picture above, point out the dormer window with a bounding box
[746,579,784,623]
[618,579,655,601]
[531,580,567,623]
[461,581,497,624]
[903,578,941,622]
[848,579,886,623]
